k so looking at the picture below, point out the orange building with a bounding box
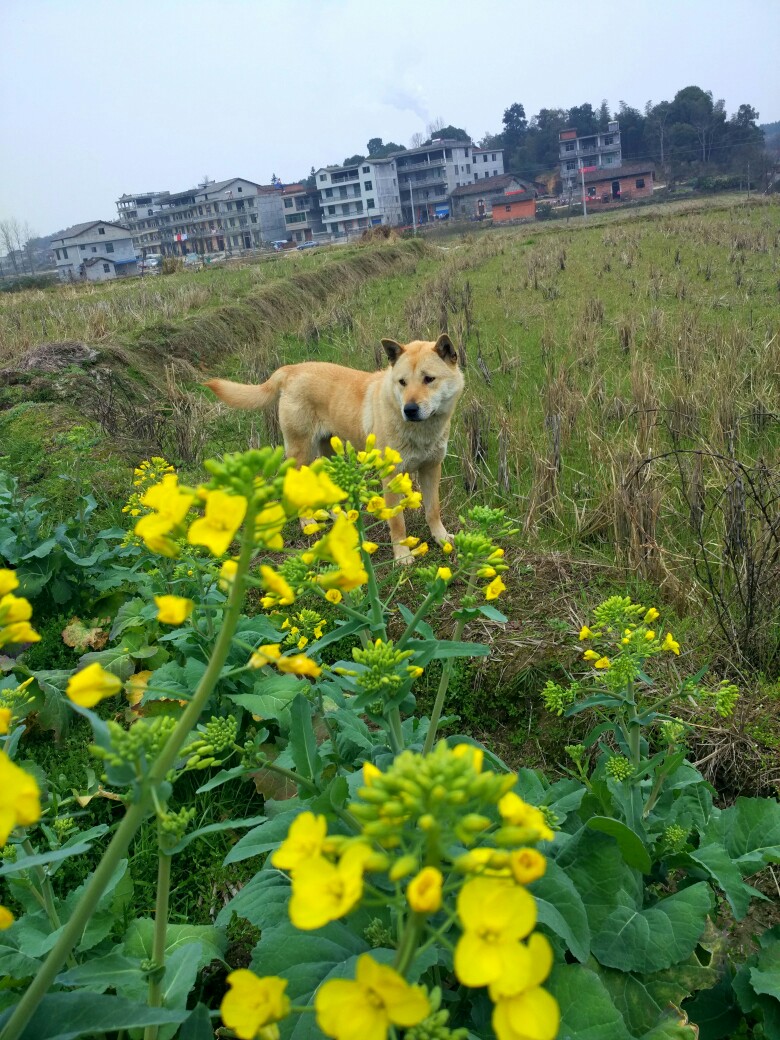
[491,189,536,223]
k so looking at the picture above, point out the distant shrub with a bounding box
[0,273,58,293]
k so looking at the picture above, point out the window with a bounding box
[466,164,470,173]
[325,188,333,197]
[91,246,97,253]
[98,226,105,234]
[319,174,326,181]
[103,263,110,272]
[564,143,575,151]
[636,178,645,189]
[328,206,336,214]
[491,153,496,161]
[505,205,511,212]
[250,214,257,223]
[284,198,293,208]
[237,186,243,192]
[367,198,375,208]
[362,165,370,173]
[106,243,114,252]
[80,245,86,251]
[364,180,372,190]
[147,208,153,215]
[604,135,613,145]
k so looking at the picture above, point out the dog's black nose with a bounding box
[404,403,421,420]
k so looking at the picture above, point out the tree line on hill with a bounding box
[314,87,775,195]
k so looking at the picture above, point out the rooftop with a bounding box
[55,220,131,240]
[451,175,529,198]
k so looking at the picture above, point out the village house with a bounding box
[491,185,537,224]
[281,184,325,243]
[471,147,505,180]
[559,121,622,195]
[581,163,656,206]
[51,220,137,282]
[315,160,401,237]
[450,174,530,220]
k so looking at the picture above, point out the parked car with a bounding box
[140,255,161,268]
[272,240,290,252]
[296,240,319,250]
[183,254,202,268]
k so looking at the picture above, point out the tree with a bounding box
[410,131,426,148]
[367,137,384,156]
[424,124,471,144]
[645,100,672,164]
[341,154,366,167]
[669,86,726,163]
[598,99,611,128]
[366,139,406,159]
[567,103,599,136]
[616,101,645,160]
[502,103,527,143]
[478,130,503,149]
[0,218,22,275]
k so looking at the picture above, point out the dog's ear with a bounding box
[434,333,458,365]
[381,338,405,365]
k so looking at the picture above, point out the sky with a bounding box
[2,0,779,235]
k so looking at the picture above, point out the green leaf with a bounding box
[593,883,713,973]
[168,815,266,854]
[688,844,758,920]
[477,604,508,622]
[179,1004,215,1040]
[531,860,591,962]
[222,810,301,866]
[600,956,717,1037]
[123,920,226,969]
[77,644,137,681]
[556,829,643,936]
[0,832,107,877]
[0,930,43,979]
[157,943,203,1040]
[548,963,632,1040]
[227,673,310,726]
[56,952,143,994]
[0,993,188,1040]
[289,693,321,782]
[682,974,743,1040]
[587,816,652,873]
[701,797,780,874]
[406,637,490,664]
[217,867,289,928]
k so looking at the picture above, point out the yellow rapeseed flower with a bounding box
[497,793,555,842]
[283,466,347,513]
[276,654,322,679]
[66,663,123,709]
[325,589,343,604]
[489,933,559,1040]
[407,867,443,914]
[361,541,379,554]
[0,594,32,624]
[0,570,19,597]
[0,750,41,845]
[289,844,368,930]
[219,559,238,590]
[249,644,282,669]
[645,630,656,641]
[509,848,547,885]
[0,906,14,929]
[485,576,507,601]
[579,625,593,640]
[662,632,681,655]
[220,970,290,1040]
[314,515,368,592]
[259,566,296,606]
[644,607,660,623]
[442,541,453,554]
[582,650,600,661]
[136,474,195,556]
[399,536,420,548]
[154,595,194,625]
[0,708,12,734]
[594,656,611,669]
[452,744,484,772]
[454,877,537,988]
[255,502,286,551]
[188,490,248,557]
[362,761,382,785]
[271,812,328,872]
[0,620,41,648]
[315,954,430,1040]
[436,566,453,581]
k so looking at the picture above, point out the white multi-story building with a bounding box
[281,184,325,243]
[559,121,622,194]
[393,139,474,224]
[116,178,286,257]
[51,221,138,282]
[471,148,505,180]
[315,160,401,237]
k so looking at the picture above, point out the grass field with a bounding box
[2,193,780,790]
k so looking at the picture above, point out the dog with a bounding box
[205,334,465,561]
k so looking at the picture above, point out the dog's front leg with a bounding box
[418,460,451,546]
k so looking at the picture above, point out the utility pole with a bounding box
[580,162,588,219]
[409,179,416,234]
[747,161,751,197]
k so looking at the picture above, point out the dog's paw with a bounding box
[392,548,415,567]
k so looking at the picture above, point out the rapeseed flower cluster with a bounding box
[320,435,422,522]
[0,750,42,847]
[0,569,40,650]
[224,743,558,1040]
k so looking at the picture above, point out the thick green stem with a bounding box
[20,839,76,969]
[143,843,172,1040]
[386,707,404,755]
[625,681,642,767]
[0,511,257,1040]
[422,618,466,756]
[393,912,423,976]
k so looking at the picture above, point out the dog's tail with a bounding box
[205,370,287,411]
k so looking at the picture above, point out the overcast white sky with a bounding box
[2,0,779,235]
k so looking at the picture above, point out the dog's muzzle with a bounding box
[403,403,423,421]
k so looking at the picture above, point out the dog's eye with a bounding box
[423,375,436,384]
[398,378,407,386]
